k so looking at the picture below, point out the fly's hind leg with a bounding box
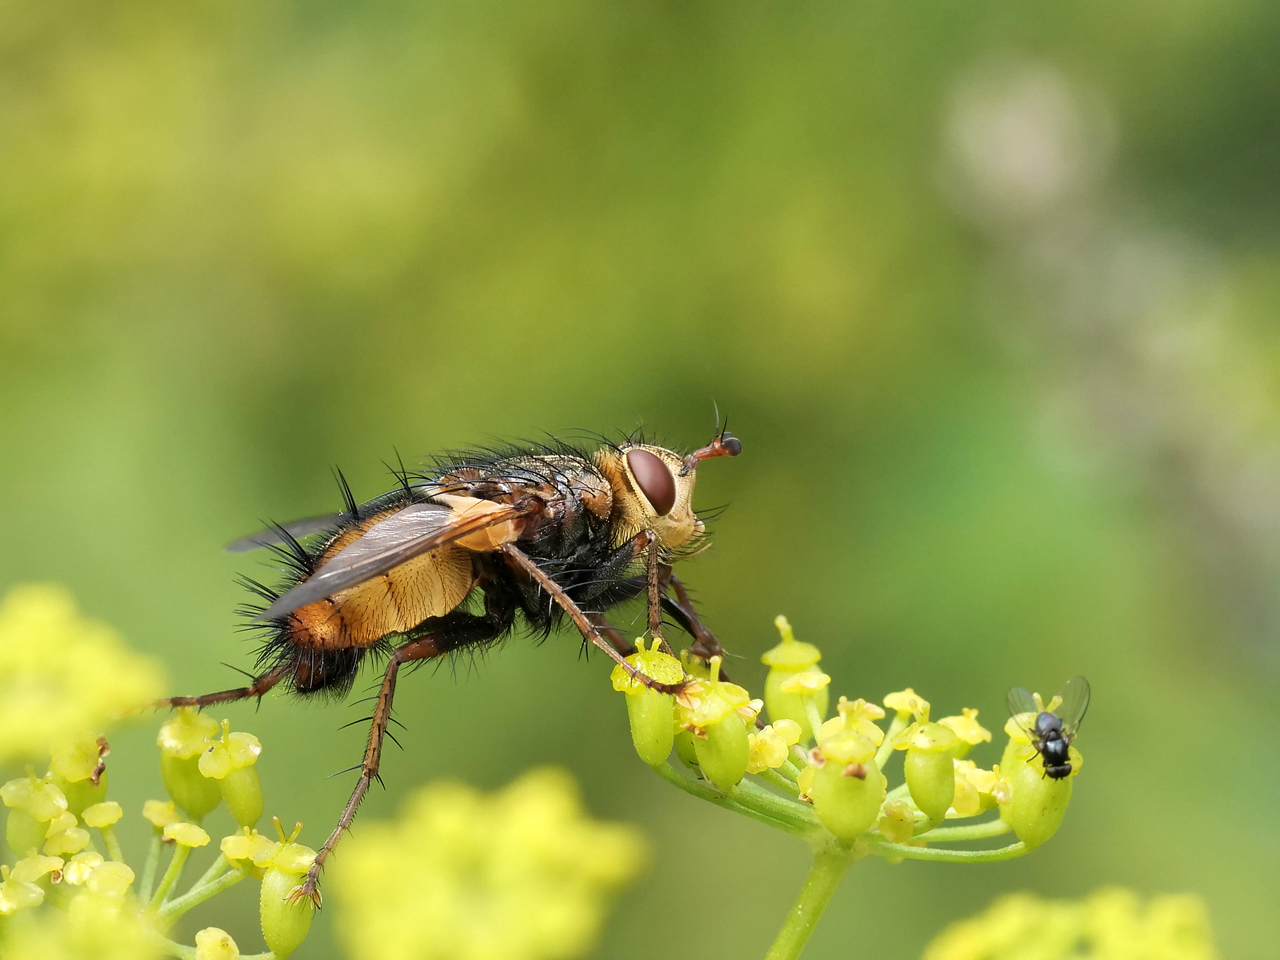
[159,663,291,709]
[294,609,510,905]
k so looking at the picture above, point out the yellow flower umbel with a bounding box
[923,888,1220,960]
[331,767,646,960]
[0,584,164,765]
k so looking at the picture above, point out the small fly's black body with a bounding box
[164,429,741,901]
[1007,676,1090,779]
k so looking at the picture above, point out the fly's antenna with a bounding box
[680,429,742,476]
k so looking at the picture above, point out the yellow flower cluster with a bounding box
[923,888,1221,960]
[0,584,164,763]
[331,767,647,960]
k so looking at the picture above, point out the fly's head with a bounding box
[596,431,741,550]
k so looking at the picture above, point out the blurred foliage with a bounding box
[2,0,1278,957]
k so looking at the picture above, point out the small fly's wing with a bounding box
[1055,675,1091,737]
[257,499,534,621]
[226,514,340,553]
[1006,686,1039,737]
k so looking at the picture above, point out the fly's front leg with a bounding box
[645,538,672,654]
[501,543,685,695]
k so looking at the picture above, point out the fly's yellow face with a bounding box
[595,444,703,551]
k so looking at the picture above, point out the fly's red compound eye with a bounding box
[626,448,677,516]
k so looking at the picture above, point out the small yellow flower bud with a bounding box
[221,828,279,869]
[937,708,992,759]
[195,927,241,960]
[62,851,104,885]
[143,799,182,828]
[878,799,916,843]
[85,860,134,896]
[43,816,91,857]
[10,853,64,883]
[0,865,45,915]
[746,724,793,774]
[82,801,123,829]
[164,822,211,847]
[884,688,931,720]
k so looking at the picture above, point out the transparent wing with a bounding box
[257,500,534,621]
[1055,675,1091,736]
[1006,686,1039,737]
[226,514,342,553]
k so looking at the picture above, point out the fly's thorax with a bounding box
[595,444,702,550]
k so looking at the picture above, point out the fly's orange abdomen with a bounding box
[283,508,475,651]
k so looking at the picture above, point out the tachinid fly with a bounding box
[162,429,742,902]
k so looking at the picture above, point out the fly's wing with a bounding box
[1055,675,1091,737]
[256,499,536,621]
[1006,686,1039,737]
[226,514,341,553]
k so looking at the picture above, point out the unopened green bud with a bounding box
[893,721,958,821]
[694,711,750,793]
[810,757,886,840]
[1001,762,1073,849]
[220,767,264,828]
[160,710,223,820]
[6,808,45,858]
[610,639,683,767]
[162,754,222,821]
[904,749,955,821]
[260,867,314,956]
[53,772,108,818]
[259,821,316,958]
[199,720,264,827]
[761,616,827,739]
[50,738,108,816]
[674,729,701,772]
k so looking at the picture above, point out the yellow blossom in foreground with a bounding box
[164,822,211,847]
[332,767,646,960]
[747,721,802,774]
[922,888,1220,960]
[195,927,241,960]
[1,890,159,960]
[884,688,930,720]
[0,585,165,763]
[142,800,182,828]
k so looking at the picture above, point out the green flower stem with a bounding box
[875,715,908,769]
[152,933,196,959]
[731,778,821,830]
[100,823,124,863]
[804,702,824,742]
[157,866,249,925]
[884,781,911,802]
[652,763,813,837]
[913,819,1011,842]
[865,840,1027,863]
[757,768,801,796]
[140,829,162,899]
[190,852,229,890]
[764,839,857,960]
[147,844,191,913]
[778,757,804,781]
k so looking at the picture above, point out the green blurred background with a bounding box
[3,0,1279,956]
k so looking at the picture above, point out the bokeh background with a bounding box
[3,0,1278,956]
